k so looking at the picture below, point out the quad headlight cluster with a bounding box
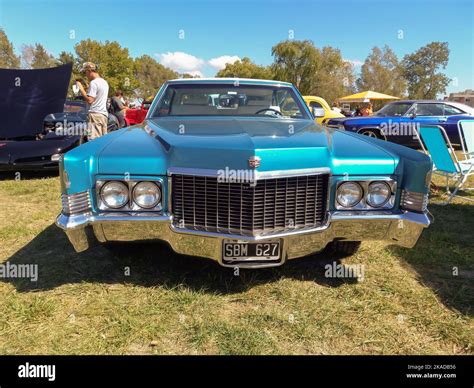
[97,180,162,211]
[336,180,395,210]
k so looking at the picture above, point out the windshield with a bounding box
[151,84,309,119]
[375,102,413,117]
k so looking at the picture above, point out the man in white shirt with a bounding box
[76,62,109,140]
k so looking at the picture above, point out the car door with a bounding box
[406,103,446,146]
[382,103,414,146]
[442,104,468,145]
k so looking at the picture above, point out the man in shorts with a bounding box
[75,62,110,140]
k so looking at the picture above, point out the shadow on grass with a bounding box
[390,203,474,317]
[2,224,357,294]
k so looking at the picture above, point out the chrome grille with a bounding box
[61,191,91,215]
[172,174,329,236]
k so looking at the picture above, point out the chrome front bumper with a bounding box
[56,210,431,268]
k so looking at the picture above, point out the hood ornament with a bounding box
[248,156,261,169]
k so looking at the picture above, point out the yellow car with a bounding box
[303,96,345,125]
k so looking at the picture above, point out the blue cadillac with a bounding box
[56,78,432,268]
[327,100,474,147]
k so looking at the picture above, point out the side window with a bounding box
[443,104,464,116]
[309,101,323,109]
[415,103,444,116]
[155,87,174,116]
[275,90,302,117]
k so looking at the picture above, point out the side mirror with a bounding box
[312,107,325,118]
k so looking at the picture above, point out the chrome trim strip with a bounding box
[56,209,431,268]
[400,190,429,212]
[167,166,331,179]
[170,221,331,241]
[61,191,91,215]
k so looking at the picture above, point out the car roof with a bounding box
[388,99,473,113]
[166,77,293,87]
[392,99,459,104]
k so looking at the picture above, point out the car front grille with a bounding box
[171,174,329,236]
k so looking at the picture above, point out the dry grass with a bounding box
[0,169,472,355]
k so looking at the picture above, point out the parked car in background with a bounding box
[44,99,119,139]
[0,99,119,172]
[326,100,474,147]
[303,95,345,124]
[57,78,432,268]
[125,98,154,126]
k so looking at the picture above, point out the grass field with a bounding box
[0,171,472,355]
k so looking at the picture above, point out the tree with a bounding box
[271,40,355,104]
[313,46,355,106]
[271,40,320,92]
[0,28,20,68]
[58,51,80,97]
[356,45,406,97]
[74,39,137,96]
[216,57,273,79]
[21,43,57,69]
[402,42,451,99]
[133,55,177,98]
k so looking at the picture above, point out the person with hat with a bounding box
[75,62,110,140]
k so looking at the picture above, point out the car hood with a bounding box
[44,111,87,122]
[0,64,71,139]
[93,117,399,176]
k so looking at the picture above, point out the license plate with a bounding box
[222,239,281,262]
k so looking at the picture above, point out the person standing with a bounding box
[75,62,109,140]
[110,90,127,128]
[360,102,373,116]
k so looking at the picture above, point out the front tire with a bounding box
[359,128,383,139]
[324,241,361,259]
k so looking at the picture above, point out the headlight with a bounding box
[366,181,391,207]
[336,182,363,208]
[132,181,161,209]
[100,181,129,209]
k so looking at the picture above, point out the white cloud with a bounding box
[345,59,364,67]
[156,51,205,74]
[208,55,241,70]
[183,70,204,78]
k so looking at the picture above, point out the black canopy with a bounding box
[0,64,72,139]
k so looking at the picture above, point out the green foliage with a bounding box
[402,42,451,99]
[271,40,320,92]
[216,57,273,79]
[271,40,354,104]
[0,28,20,68]
[20,44,57,69]
[57,51,80,97]
[356,45,407,97]
[74,39,138,96]
[133,55,178,98]
[315,46,356,106]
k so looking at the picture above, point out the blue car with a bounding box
[56,78,432,268]
[327,100,474,147]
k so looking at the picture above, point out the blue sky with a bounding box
[0,0,472,95]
